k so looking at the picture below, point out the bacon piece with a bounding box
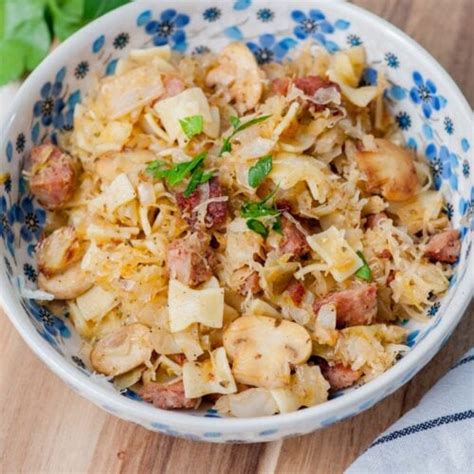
[276,199,293,213]
[293,75,340,96]
[313,283,377,329]
[279,217,310,259]
[140,380,200,410]
[424,230,461,263]
[318,360,362,391]
[365,212,388,229]
[286,280,305,306]
[176,177,227,230]
[239,271,262,296]
[272,77,290,96]
[167,233,214,287]
[29,144,79,210]
[163,76,185,97]
[377,249,392,259]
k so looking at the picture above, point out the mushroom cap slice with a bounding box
[37,226,83,277]
[223,315,312,389]
[38,262,94,300]
[206,42,263,114]
[355,138,418,202]
[90,323,152,376]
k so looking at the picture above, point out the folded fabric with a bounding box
[347,348,474,474]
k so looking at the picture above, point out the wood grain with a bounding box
[0,1,472,473]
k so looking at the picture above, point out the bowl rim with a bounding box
[0,0,473,434]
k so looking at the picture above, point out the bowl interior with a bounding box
[0,0,472,442]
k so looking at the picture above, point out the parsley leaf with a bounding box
[246,219,269,238]
[248,155,272,188]
[179,115,204,139]
[272,215,283,234]
[355,251,373,282]
[219,114,271,156]
[146,152,207,186]
[184,169,214,197]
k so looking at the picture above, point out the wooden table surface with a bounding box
[1,1,473,473]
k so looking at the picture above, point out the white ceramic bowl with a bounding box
[0,0,472,443]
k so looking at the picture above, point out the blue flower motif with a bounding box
[27,300,71,339]
[74,61,89,79]
[55,90,81,131]
[443,116,454,135]
[4,256,13,277]
[0,196,15,254]
[384,52,399,68]
[396,111,411,130]
[72,355,86,369]
[193,45,210,55]
[247,34,297,65]
[360,68,377,86]
[14,196,46,243]
[16,133,26,153]
[444,203,454,220]
[23,263,37,282]
[346,34,362,46]
[256,8,274,22]
[410,71,443,118]
[462,160,470,177]
[113,32,129,50]
[291,10,338,52]
[425,143,459,190]
[33,70,66,127]
[203,7,221,22]
[143,9,190,52]
[3,175,12,193]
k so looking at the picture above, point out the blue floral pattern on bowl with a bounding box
[0,1,471,443]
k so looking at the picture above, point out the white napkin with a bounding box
[346,348,474,474]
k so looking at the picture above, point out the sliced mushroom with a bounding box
[223,315,312,389]
[206,42,263,114]
[355,139,418,202]
[38,262,94,300]
[90,323,152,376]
[37,226,83,277]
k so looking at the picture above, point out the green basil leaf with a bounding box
[179,115,204,139]
[247,219,268,238]
[248,155,272,188]
[355,251,373,282]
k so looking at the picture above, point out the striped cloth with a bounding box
[347,348,474,474]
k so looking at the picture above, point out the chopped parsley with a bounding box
[355,251,373,281]
[179,115,204,139]
[219,114,271,156]
[248,155,272,188]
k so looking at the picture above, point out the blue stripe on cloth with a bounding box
[451,355,474,370]
[369,410,474,448]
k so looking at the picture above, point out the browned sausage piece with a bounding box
[176,177,227,230]
[365,212,388,229]
[140,380,200,409]
[313,283,377,329]
[167,232,214,287]
[424,229,461,263]
[29,144,79,210]
[286,280,306,306]
[272,77,290,96]
[319,360,362,391]
[279,217,310,259]
[294,76,341,96]
[239,271,262,296]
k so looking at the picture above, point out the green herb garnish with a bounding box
[179,115,204,139]
[184,169,214,197]
[146,152,214,197]
[355,251,373,281]
[219,114,271,156]
[248,155,272,188]
[241,187,282,238]
[0,0,131,86]
[246,219,269,238]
